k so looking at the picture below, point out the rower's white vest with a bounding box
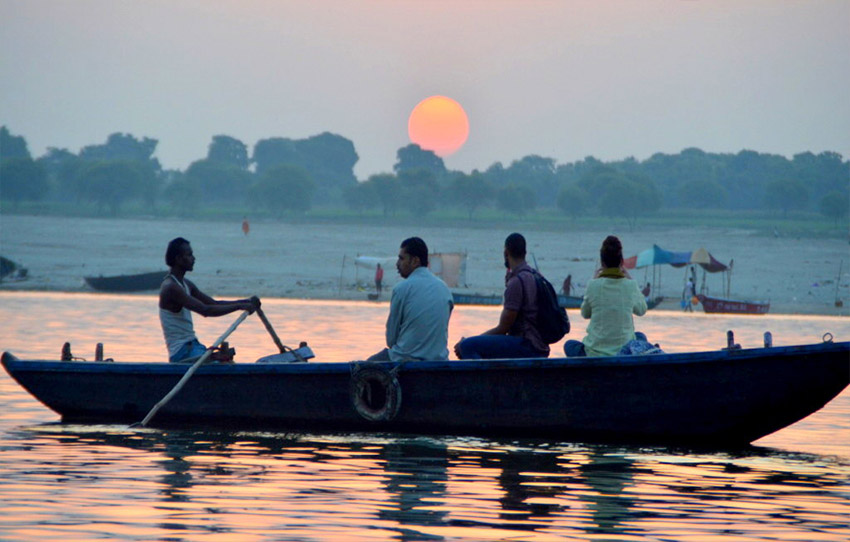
[160,275,197,358]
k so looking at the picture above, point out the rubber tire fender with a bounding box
[350,365,402,422]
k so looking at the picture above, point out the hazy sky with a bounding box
[2,0,848,178]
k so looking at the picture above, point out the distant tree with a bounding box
[556,184,588,220]
[576,165,626,203]
[185,159,253,204]
[252,133,358,195]
[0,158,48,206]
[819,191,849,227]
[79,133,160,168]
[394,144,447,177]
[677,178,728,209]
[496,184,536,216]
[342,181,377,215]
[294,132,358,189]
[764,178,809,217]
[249,164,315,215]
[398,167,440,216]
[163,173,202,216]
[451,171,494,219]
[792,151,849,209]
[207,135,249,169]
[134,160,162,210]
[598,174,661,229]
[505,155,558,206]
[366,173,402,217]
[0,126,30,161]
[36,148,83,201]
[483,161,510,188]
[79,160,143,215]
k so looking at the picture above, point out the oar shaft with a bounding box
[256,308,285,353]
[138,310,251,427]
[257,307,306,362]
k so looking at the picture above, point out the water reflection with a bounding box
[2,426,849,541]
[378,440,449,540]
[577,452,639,536]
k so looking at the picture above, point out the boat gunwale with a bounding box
[3,341,847,376]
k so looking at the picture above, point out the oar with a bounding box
[256,307,306,362]
[135,310,251,428]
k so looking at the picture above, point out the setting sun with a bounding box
[407,95,469,157]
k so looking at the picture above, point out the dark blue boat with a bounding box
[452,292,584,309]
[3,340,847,446]
[84,271,167,292]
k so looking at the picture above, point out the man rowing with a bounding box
[160,237,260,362]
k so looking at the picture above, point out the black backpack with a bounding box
[519,269,571,344]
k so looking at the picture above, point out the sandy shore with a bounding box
[1,214,848,317]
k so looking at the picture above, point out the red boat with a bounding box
[697,294,770,314]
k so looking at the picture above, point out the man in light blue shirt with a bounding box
[368,237,454,362]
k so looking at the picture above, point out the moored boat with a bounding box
[698,294,770,314]
[3,339,847,446]
[452,292,584,309]
[84,271,167,292]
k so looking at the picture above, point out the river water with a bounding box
[1,292,848,541]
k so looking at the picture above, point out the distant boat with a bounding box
[452,292,584,309]
[697,294,770,315]
[84,271,167,292]
[0,256,28,282]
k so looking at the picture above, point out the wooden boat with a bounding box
[3,339,847,446]
[452,292,584,309]
[697,294,770,315]
[84,271,167,292]
[0,256,28,282]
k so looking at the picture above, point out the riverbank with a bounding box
[1,214,848,316]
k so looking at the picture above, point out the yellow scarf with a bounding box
[598,267,626,279]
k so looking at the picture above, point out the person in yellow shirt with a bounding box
[563,235,648,357]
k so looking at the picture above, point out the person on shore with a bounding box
[563,235,648,357]
[642,282,651,302]
[454,233,550,360]
[562,274,572,296]
[367,237,453,362]
[375,263,384,296]
[683,276,696,312]
[160,237,260,363]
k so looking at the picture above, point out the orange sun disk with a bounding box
[408,96,469,157]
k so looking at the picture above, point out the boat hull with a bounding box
[452,292,583,309]
[3,341,847,446]
[698,294,770,314]
[84,271,167,292]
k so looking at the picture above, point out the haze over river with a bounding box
[1,292,848,541]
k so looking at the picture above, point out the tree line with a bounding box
[1,126,848,225]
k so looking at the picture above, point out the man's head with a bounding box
[503,232,526,268]
[165,237,194,271]
[599,235,623,269]
[397,237,428,278]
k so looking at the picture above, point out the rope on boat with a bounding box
[823,332,834,343]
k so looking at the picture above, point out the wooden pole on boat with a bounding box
[136,310,251,428]
[256,307,285,353]
[256,307,306,362]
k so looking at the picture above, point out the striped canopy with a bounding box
[624,245,728,273]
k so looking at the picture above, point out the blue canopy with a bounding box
[625,245,692,269]
[624,245,729,273]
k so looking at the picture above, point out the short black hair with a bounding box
[401,237,428,267]
[165,237,190,267]
[504,232,526,258]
